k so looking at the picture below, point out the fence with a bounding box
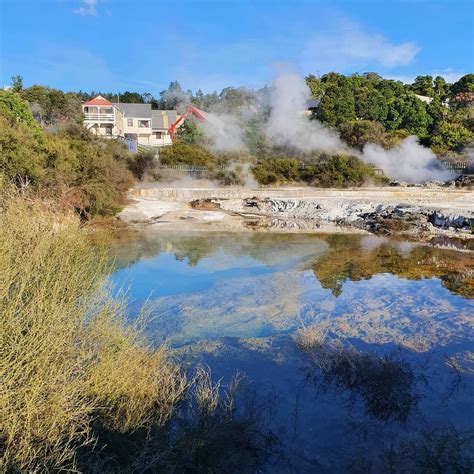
[441,160,473,174]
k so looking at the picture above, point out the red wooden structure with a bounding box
[167,106,211,142]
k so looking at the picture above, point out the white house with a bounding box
[82,95,179,147]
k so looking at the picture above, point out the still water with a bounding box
[110,230,473,472]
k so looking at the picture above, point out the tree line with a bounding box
[9,72,474,156]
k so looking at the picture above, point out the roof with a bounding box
[414,94,433,104]
[307,99,320,108]
[453,92,474,102]
[83,95,113,106]
[168,106,226,139]
[193,107,225,130]
[113,103,151,118]
[152,110,179,129]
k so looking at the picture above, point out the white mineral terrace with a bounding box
[120,186,474,238]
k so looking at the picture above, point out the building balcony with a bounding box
[84,112,115,122]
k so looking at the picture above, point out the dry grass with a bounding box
[0,190,187,471]
[0,190,277,472]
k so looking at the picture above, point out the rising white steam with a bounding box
[193,69,451,183]
[265,72,346,152]
[202,113,246,152]
[362,137,451,183]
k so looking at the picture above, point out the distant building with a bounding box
[82,95,179,147]
[414,94,434,104]
[452,92,474,104]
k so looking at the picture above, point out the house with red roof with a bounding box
[82,96,179,148]
[82,95,124,138]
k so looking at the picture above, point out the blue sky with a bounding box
[1,0,473,94]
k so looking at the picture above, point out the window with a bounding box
[138,120,150,128]
[127,118,133,126]
[155,132,163,139]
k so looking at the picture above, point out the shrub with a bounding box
[315,154,378,187]
[0,91,134,218]
[20,85,83,127]
[0,192,278,472]
[212,168,245,186]
[0,192,187,471]
[339,120,396,150]
[159,142,225,169]
[0,115,47,185]
[252,157,300,185]
[0,90,43,140]
[429,122,473,152]
[252,154,381,187]
[127,151,157,180]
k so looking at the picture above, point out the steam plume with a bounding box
[195,69,452,183]
[265,72,346,153]
[362,137,451,183]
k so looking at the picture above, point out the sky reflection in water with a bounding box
[110,231,474,472]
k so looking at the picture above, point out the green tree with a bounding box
[217,87,255,112]
[20,85,82,126]
[430,122,473,151]
[10,75,23,93]
[119,91,145,103]
[361,72,383,83]
[355,87,388,122]
[375,79,406,100]
[175,117,206,145]
[159,81,190,110]
[434,76,449,100]
[339,120,393,150]
[316,76,356,127]
[450,74,474,95]
[306,75,324,98]
[384,96,432,136]
[410,75,435,97]
[426,96,447,130]
[0,90,43,140]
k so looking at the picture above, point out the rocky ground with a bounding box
[118,185,474,242]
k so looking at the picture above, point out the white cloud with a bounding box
[73,0,97,16]
[302,19,420,71]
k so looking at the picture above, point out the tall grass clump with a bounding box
[0,190,187,471]
[0,189,278,472]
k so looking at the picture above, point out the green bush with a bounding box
[0,115,47,185]
[429,122,473,152]
[339,120,397,150]
[315,154,379,187]
[0,91,134,217]
[20,85,83,126]
[159,142,226,169]
[252,157,300,185]
[127,151,157,180]
[252,154,381,187]
[0,90,43,141]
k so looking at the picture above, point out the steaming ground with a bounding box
[196,70,452,183]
